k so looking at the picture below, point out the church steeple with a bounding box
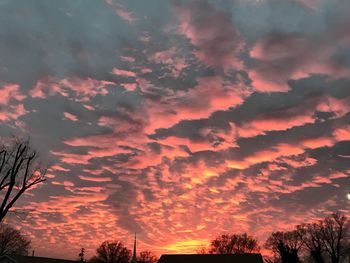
[131,233,137,263]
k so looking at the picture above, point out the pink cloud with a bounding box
[249,32,350,93]
[63,127,149,167]
[316,96,350,118]
[0,83,27,123]
[158,124,237,154]
[97,110,147,141]
[63,112,78,122]
[120,56,136,63]
[49,165,70,172]
[78,175,112,182]
[176,1,244,70]
[295,0,324,9]
[148,47,188,78]
[115,8,135,23]
[30,78,63,98]
[145,76,249,133]
[0,83,25,104]
[111,68,137,78]
[62,135,134,161]
[105,0,135,24]
[30,77,115,101]
[301,137,334,149]
[83,104,95,111]
[333,125,350,141]
[277,156,318,168]
[115,5,135,23]
[50,151,91,165]
[238,95,350,138]
[21,191,124,259]
[0,104,27,121]
[228,129,348,171]
[120,83,137,91]
[0,104,27,122]
[227,138,333,170]
[238,113,314,138]
[248,70,290,93]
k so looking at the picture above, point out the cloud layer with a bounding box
[1,0,349,260]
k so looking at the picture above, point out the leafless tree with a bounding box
[0,224,30,256]
[319,212,350,263]
[138,250,158,263]
[297,223,326,263]
[266,213,350,263]
[90,241,131,263]
[265,230,304,263]
[209,233,260,254]
[0,139,46,222]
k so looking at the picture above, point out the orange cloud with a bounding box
[145,76,249,133]
[333,125,350,141]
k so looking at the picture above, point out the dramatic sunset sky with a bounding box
[1,0,350,260]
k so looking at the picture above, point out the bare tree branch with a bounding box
[0,139,46,223]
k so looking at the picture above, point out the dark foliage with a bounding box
[0,224,31,256]
[265,230,303,263]
[137,250,158,263]
[209,233,260,254]
[90,241,131,263]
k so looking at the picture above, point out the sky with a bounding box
[1,0,350,260]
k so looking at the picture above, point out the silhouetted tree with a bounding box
[0,224,30,256]
[137,250,158,263]
[0,139,46,222]
[318,212,350,263]
[278,240,301,263]
[265,230,304,263]
[209,233,260,254]
[196,245,208,254]
[90,241,131,263]
[298,223,325,263]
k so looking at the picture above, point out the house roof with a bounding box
[0,255,78,263]
[157,254,264,263]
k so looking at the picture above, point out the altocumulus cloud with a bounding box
[0,0,349,259]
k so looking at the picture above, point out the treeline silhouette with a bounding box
[87,241,157,263]
[82,212,349,263]
[196,212,350,263]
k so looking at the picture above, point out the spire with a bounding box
[131,233,137,263]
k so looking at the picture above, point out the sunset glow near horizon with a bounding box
[1,0,350,260]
